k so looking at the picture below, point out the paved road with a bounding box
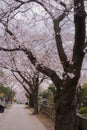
[0,107,9,122]
[0,104,47,130]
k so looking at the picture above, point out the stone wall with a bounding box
[77,114,87,130]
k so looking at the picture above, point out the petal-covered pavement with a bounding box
[0,104,47,130]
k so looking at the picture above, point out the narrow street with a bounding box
[0,104,47,130]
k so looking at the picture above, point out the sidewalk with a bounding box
[0,104,47,130]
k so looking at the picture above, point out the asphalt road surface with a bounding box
[0,104,47,130]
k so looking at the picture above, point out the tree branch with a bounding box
[53,19,69,72]
[12,71,31,94]
[72,0,86,74]
[53,6,72,73]
[14,0,54,19]
[22,48,62,88]
[0,45,62,89]
[0,47,21,52]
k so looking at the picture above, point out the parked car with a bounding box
[0,104,5,113]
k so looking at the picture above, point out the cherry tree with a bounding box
[0,0,87,130]
[0,49,46,114]
[12,68,46,114]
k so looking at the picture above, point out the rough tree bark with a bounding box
[29,93,34,108]
[32,74,39,114]
[33,88,39,114]
[54,78,79,130]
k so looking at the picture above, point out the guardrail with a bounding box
[39,104,55,120]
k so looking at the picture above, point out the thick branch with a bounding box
[0,46,62,88]
[53,19,69,72]
[72,0,86,73]
[53,8,71,72]
[23,48,62,88]
[12,71,30,94]
[14,0,54,19]
[32,75,39,90]
[0,47,20,52]
[16,70,34,92]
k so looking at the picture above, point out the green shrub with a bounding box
[78,107,87,116]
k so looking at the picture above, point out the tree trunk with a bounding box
[29,94,34,108]
[55,106,77,130]
[33,89,39,114]
[55,78,78,130]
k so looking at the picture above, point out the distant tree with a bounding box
[9,55,46,114]
[13,70,45,114]
[0,84,16,103]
